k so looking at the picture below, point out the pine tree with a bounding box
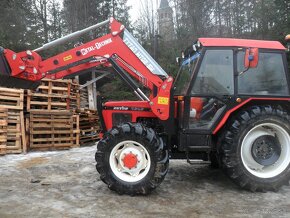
[0,0,35,51]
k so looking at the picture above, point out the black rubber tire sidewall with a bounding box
[220,106,290,191]
[237,116,290,185]
[96,123,169,195]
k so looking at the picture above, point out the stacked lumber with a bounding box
[76,109,100,146]
[27,79,80,111]
[0,88,26,154]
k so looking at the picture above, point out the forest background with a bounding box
[0,0,289,100]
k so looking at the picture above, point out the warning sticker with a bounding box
[158,97,169,105]
[63,55,73,62]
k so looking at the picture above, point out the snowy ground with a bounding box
[0,145,289,218]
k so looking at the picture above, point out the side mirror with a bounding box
[244,48,259,68]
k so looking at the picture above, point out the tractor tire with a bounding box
[220,105,290,192]
[95,122,169,195]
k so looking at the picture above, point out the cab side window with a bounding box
[191,49,234,95]
[238,51,289,95]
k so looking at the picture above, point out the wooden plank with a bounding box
[6,149,22,154]
[0,135,7,140]
[31,130,74,134]
[28,93,70,98]
[0,96,22,101]
[31,137,75,142]
[20,112,26,153]
[25,117,30,152]
[29,110,72,115]
[0,108,7,155]
[0,88,24,94]
[88,83,95,110]
[29,101,67,106]
[0,120,7,126]
[0,105,23,110]
[73,115,80,147]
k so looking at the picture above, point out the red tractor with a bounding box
[1,18,290,195]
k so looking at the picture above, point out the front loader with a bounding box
[1,18,290,195]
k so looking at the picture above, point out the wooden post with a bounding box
[92,71,97,109]
[88,71,97,110]
[88,83,94,110]
[20,112,27,153]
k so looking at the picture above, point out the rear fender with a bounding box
[213,98,290,134]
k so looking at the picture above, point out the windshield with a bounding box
[174,53,200,95]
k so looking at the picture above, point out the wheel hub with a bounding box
[122,152,138,169]
[251,135,281,166]
[109,140,151,183]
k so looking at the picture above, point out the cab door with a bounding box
[183,49,235,133]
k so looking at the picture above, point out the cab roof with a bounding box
[199,38,286,50]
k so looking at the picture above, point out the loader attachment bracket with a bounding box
[0,47,40,89]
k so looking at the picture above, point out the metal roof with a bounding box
[199,38,286,50]
[159,0,169,8]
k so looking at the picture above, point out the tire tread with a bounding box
[220,105,290,192]
[95,122,169,195]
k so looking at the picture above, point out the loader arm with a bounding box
[0,18,173,120]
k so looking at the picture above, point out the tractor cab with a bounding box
[173,38,290,152]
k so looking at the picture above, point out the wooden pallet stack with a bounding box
[0,77,102,154]
[76,109,100,146]
[26,79,80,151]
[0,88,26,155]
[29,111,78,150]
[27,79,80,111]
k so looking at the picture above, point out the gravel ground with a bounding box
[0,144,289,218]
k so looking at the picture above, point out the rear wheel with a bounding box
[95,123,169,195]
[220,106,290,191]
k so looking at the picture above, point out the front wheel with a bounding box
[220,106,290,192]
[95,123,169,195]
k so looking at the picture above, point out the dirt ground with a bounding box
[0,144,289,218]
